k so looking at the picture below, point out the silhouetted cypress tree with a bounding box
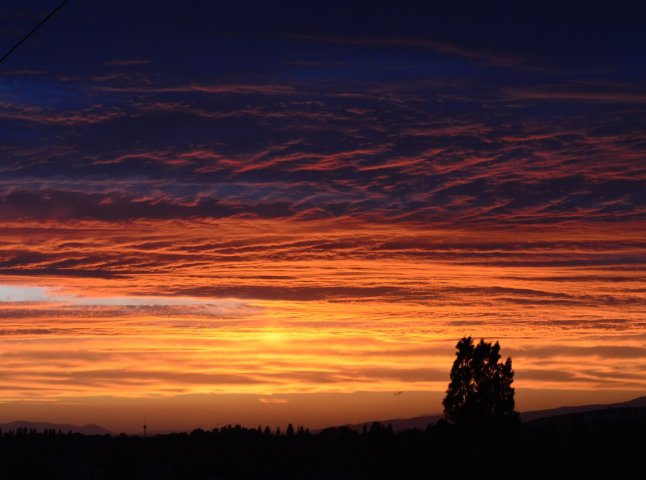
[443,336,519,427]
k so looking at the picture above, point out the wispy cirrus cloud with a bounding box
[504,85,646,103]
[296,35,530,70]
[95,83,299,96]
[103,59,152,66]
[0,101,123,125]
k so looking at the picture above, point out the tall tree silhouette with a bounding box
[443,337,519,427]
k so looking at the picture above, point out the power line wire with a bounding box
[0,0,70,66]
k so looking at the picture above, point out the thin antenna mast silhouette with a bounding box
[0,0,70,66]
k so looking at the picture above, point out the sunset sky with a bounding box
[0,1,645,433]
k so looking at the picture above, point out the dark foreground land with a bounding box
[2,407,645,480]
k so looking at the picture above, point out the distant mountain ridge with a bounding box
[521,395,646,422]
[340,395,646,432]
[526,406,646,432]
[0,420,110,435]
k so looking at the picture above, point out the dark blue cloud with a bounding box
[0,0,643,225]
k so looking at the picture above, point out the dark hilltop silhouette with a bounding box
[521,395,646,422]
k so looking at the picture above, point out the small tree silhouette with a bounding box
[443,337,519,427]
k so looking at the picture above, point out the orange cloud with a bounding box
[0,218,643,413]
